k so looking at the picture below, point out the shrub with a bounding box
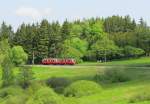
[64,80,102,97]
[95,68,130,83]
[129,90,150,103]
[17,66,34,89]
[11,46,28,66]
[46,77,71,93]
[26,98,35,104]
[0,86,24,98]
[27,81,45,95]
[2,95,28,104]
[0,86,27,104]
[124,46,145,58]
[27,87,62,104]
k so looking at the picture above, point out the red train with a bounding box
[42,58,76,65]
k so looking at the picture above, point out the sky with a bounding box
[0,0,149,31]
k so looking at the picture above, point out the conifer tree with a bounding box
[48,21,61,58]
[0,22,14,42]
[37,20,49,62]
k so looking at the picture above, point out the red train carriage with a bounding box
[42,58,76,65]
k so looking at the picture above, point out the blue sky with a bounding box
[0,0,149,30]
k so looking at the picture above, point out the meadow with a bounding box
[30,57,150,104]
[0,57,150,104]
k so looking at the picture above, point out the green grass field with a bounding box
[31,57,150,80]
[0,57,150,104]
[32,69,150,103]
[79,57,150,66]
[29,57,150,104]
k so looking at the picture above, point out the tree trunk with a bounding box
[104,49,107,62]
[32,51,35,65]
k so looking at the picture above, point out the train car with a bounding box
[42,58,76,65]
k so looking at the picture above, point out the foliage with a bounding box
[0,86,24,98]
[91,35,120,61]
[95,68,130,83]
[6,16,149,63]
[61,38,88,63]
[12,23,38,64]
[64,80,102,97]
[0,40,29,87]
[82,19,104,48]
[48,21,62,58]
[17,66,34,89]
[46,77,71,93]
[1,56,14,87]
[60,45,83,63]
[36,20,49,62]
[2,95,27,104]
[134,25,150,56]
[0,40,14,87]
[26,81,46,97]
[124,46,145,58]
[104,15,136,33]
[0,86,27,104]
[61,20,72,41]
[0,22,13,41]
[27,87,62,104]
[71,23,83,37]
[69,38,88,55]
[11,46,28,66]
[0,40,11,64]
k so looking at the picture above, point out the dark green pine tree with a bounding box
[12,23,26,47]
[30,24,39,64]
[37,20,49,63]
[61,19,72,42]
[24,24,38,64]
[131,19,136,30]
[48,21,61,58]
[0,22,14,41]
[12,23,40,64]
[60,20,72,57]
[139,18,147,28]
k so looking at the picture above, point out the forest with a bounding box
[0,15,150,104]
[0,15,150,64]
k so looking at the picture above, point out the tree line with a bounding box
[0,15,150,64]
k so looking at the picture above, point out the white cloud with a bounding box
[15,6,51,19]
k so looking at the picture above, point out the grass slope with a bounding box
[31,57,150,104]
[0,57,150,104]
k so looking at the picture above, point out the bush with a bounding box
[129,90,150,103]
[46,77,71,93]
[124,46,145,58]
[64,80,102,97]
[0,86,24,98]
[17,66,34,89]
[27,81,45,95]
[11,46,28,66]
[95,68,130,83]
[27,87,62,104]
[2,95,28,104]
[0,86,27,104]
